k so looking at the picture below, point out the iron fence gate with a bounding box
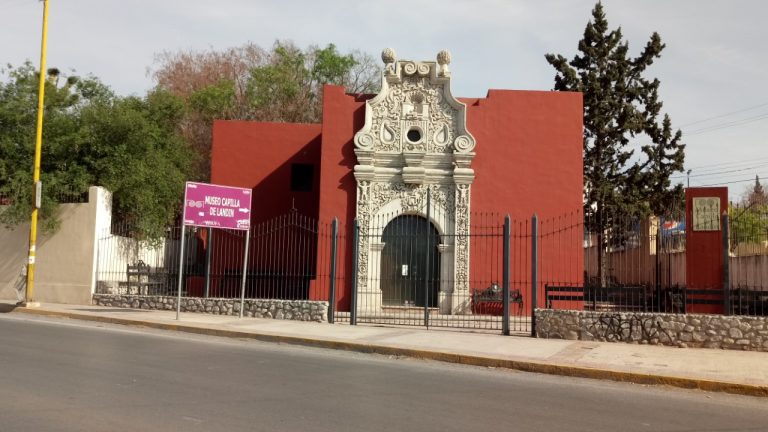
[345,202,533,334]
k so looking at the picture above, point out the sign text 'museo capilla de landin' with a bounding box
[205,195,241,217]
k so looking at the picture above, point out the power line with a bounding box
[685,112,768,136]
[683,157,768,172]
[678,101,768,128]
[671,162,768,179]
[695,173,768,187]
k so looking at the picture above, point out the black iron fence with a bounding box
[96,212,348,321]
[351,208,525,332]
[543,203,768,317]
[95,202,768,333]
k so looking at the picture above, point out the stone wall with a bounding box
[93,294,328,322]
[536,309,768,351]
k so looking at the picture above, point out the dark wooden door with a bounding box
[380,215,440,307]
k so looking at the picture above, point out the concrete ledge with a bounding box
[11,306,768,398]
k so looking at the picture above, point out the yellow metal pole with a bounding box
[25,0,50,307]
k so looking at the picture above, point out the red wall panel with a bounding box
[210,86,584,309]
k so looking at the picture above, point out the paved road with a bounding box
[1,314,767,432]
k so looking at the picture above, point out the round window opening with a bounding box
[406,128,422,143]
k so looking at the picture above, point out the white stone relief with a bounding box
[354,51,474,155]
[353,49,476,314]
[380,121,396,145]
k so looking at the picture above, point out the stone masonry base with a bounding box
[536,309,768,351]
[93,294,328,322]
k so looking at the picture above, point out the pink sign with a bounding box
[183,182,252,230]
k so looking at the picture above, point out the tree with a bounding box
[150,41,379,180]
[545,2,685,222]
[730,176,768,251]
[0,62,193,239]
[745,175,767,207]
[545,3,685,285]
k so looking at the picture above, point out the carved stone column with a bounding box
[437,244,454,314]
[352,49,476,316]
[357,241,385,314]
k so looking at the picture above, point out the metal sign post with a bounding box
[239,231,250,318]
[178,181,253,321]
[176,225,186,320]
[176,186,189,320]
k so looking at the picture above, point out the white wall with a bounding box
[0,186,110,304]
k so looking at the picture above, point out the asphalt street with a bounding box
[1,313,767,432]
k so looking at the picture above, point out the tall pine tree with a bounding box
[746,175,766,206]
[545,2,685,225]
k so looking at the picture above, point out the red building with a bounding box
[211,49,583,316]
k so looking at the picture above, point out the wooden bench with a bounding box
[471,284,524,316]
[545,285,649,312]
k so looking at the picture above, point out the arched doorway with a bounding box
[380,215,440,307]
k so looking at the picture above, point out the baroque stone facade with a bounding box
[536,309,768,352]
[93,294,328,322]
[353,49,475,314]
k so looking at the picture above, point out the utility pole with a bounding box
[687,169,691,188]
[25,0,50,307]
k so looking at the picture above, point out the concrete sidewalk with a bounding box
[4,301,768,397]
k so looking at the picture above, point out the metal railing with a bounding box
[542,204,768,317]
[94,202,768,333]
[96,211,347,314]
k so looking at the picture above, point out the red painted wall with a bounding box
[685,187,728,314]
[313,88,583,225]
[465,90,583,220]
[314,86,370,308]
[209,121,323,299]
[211,120,322,223]
[464,90,583,306]
[210,86,584,310]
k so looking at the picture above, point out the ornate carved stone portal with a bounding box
[353,49,476,314]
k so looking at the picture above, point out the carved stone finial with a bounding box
[436,50,451,65]
[437,50,451,76]
[381,48,396,65]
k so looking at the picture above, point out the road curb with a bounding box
[12,307,768,398]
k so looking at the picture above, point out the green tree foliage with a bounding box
[730,176,768,250]
[545,3,685,224]
[151,41,379,180]
[0,62,192,239]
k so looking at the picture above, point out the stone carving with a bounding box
[454,135,475,153]
[454,184,470,291]
[382,47,396,75]
[353,49,476,313]
[356,181,372,289]
[381,47,396,65]
[369,183,456,214]
[354,52,475,154]
[380,121,396,145]
[436,50,451,76]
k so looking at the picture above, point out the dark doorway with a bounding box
[380,215,440,307]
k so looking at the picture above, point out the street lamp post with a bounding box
[25,0,50,307]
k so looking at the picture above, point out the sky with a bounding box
[2,0,766,199]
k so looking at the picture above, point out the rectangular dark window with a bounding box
[290,163,314,192]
